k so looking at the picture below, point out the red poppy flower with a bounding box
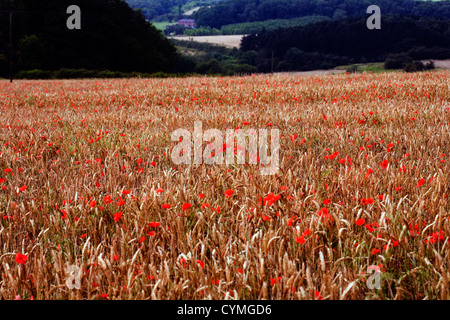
[371,248,381,255]
[417,178,425,187]
[361,198,374,205]
[113,212,123,221]
[317,207,333,221]
[122,190,131,195]
[261,192,281,206]
[295,236,305,244]
[196,259,205,268]
[18,185,27,194]
[103,195,112,204]
[182,203,192,210]
[161,204,171,209]
[355,218,365,226]
[225,189,234,198]
[15,252,27,264]
[149,222,160,228]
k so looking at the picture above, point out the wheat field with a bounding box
[171,35,246,48]
[0,70,449,300]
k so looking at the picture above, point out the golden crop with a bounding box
[0,71,449,300]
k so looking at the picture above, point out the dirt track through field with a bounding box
[429,59,450,69]
[171,35,247,48]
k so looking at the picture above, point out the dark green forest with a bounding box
[0,0,180,78]
[219,15,330,35]
[124,0,223,21]
[1,0,450,78]
[125,0,187,20]
[194,0,450,29]
[240,15,450,72]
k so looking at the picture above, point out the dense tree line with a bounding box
[220,15,330,35]
[240,15,450,72]
[0,0,180,78]
[194,0,450,29]
[168,16,331,36]
[124,0,223,21]
[125,0,185,20]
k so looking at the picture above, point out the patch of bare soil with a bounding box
[425,59,450,69]
[171,35,247,48]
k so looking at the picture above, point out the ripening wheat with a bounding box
[0,70,449,300]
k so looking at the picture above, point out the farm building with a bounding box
[177,19,196,28]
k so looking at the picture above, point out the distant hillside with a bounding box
[220,15,330,35]
[194,0,450,29]
[0,0,180,77]
[240,15,450,72]
[124,0,224,21]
